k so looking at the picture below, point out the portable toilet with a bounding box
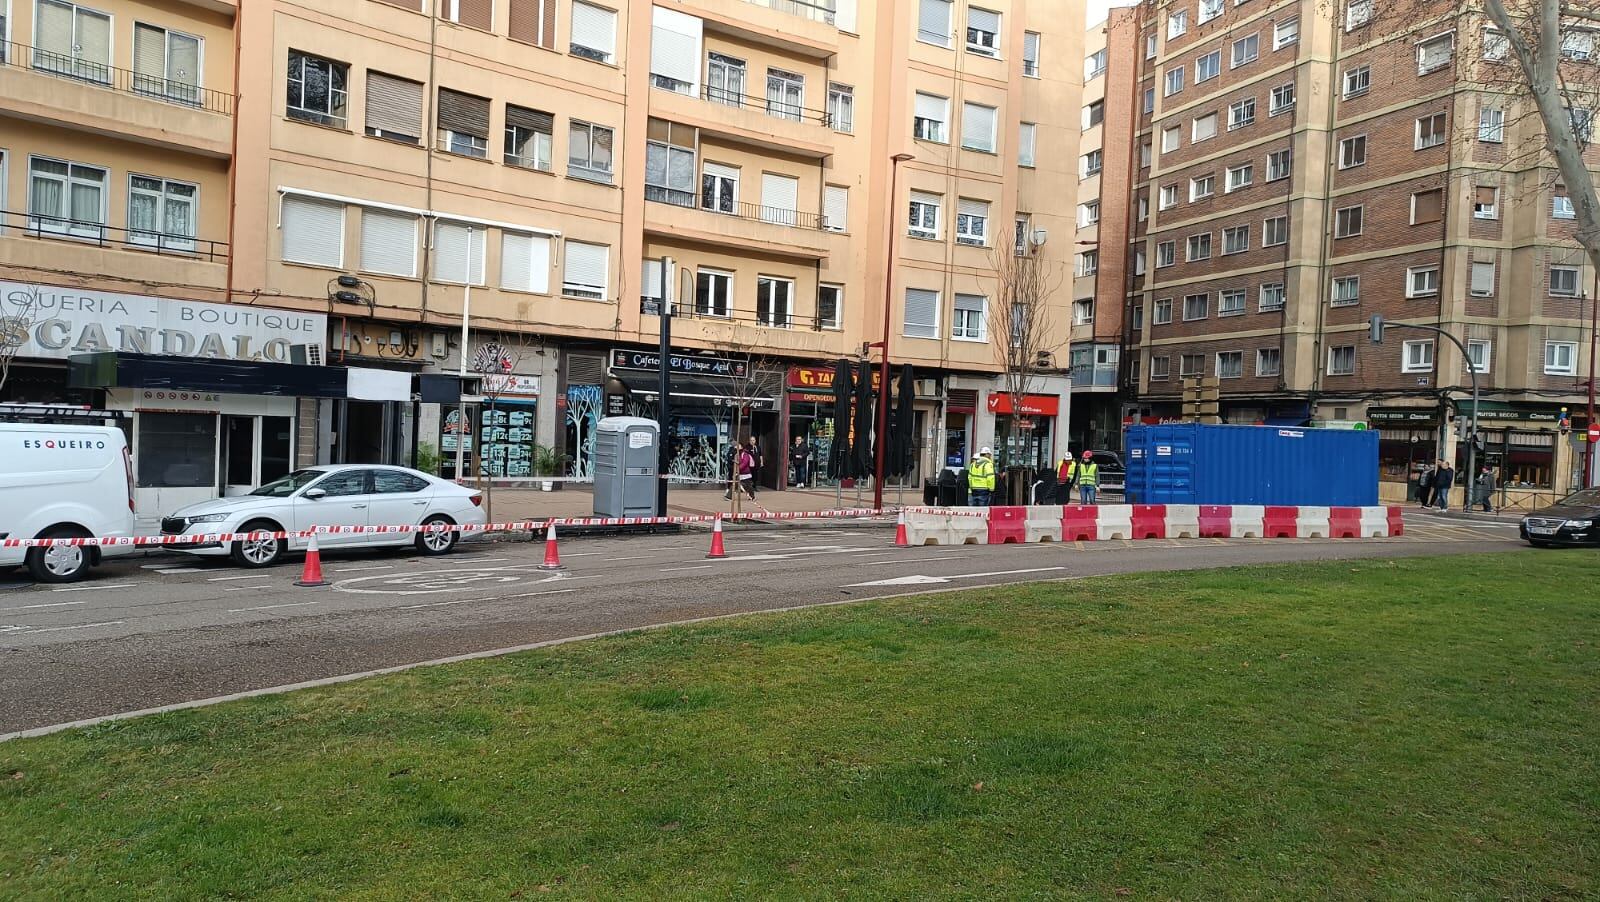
[593,417,660,517]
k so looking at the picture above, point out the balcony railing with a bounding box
[647,189,830,232]
[742,0,836,25]
[1,40,235,116]
[1071,364,1120,387]
[695,83,837,128]
[1,209,230,262]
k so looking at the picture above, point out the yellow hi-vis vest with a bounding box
[968,457,996,490]
[1070,461,1099,487]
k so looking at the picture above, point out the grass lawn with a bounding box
[2,552,1597,899]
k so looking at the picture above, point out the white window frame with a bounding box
[1189,175,1214,201]
[1346,0,1374,30]
[1259,283,1286,312]
[908,191,941,239]
[1168,10,1188,38]
[1402,339,1434,373]
[1216,350,1243,379]
[1339,135,1367,169]
[1416,32,1455,74]
[966,6,1001,57]
[1474,186,1499,220]
[1467,339,1492,374]
[1406,265,1441,298]
[1162,125,1181,152]
[1182,292,1208,320]
[132,21,205,104]
[1084,47,1107,80]
[957,199,990,246]
[1545,340,1577,375]
[1078,200,1101,227]
[951,293,987,341]
[1410,189,1444,226]
[1256,347,1282,376]
[1225,163,1253,193]
[1551,265,1581,297]
[960,101,997,153]
[569,1,618,64]
[1267,148,1291,181]
[1195,49,1220,83]
[1332,275,1360,306]
[1482,26,1509,61]
[28,154,108,239]
[1327,345,1356,376]
[1228,98,1255,131]
[903,287,940,339]
[1222,225,1249,255]
[1146,34,1158,60]
[126,173,197,251]
[1024,30,1042,76]
[1151,356,1171,380]
[916,92,951,142]
[1555,192,1577,219]
[827,83,855,134]
[1274,17,1299,49]
[286,49,349,128]
[1415,111,1447,149]
[817,282,843,330]
[1334,205,1363,238]
[433,220,487,287]
[756,275,794,328]
[1179,353,1204,377]
[561,239,609,300]
[1155,298,1174,325]
[1193,111,1218,142]
[1159,184,1179,210]
[1198,0,1222,24]
[695,268,733,318]
[1343,64,1370,98]
[1232,33,1259,67]
[918,0,954,48]
[1156,241,1176,268]
[1165,66,1184,97]
[1270,82,1295,115]
[1263,215,1287,247]
[1470,260,1496,297]
[1218,289,1246,317]
[1478,107,1504,143]
[1080,148,1102,177]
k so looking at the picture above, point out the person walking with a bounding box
[1434,459,1456,512]
[967,447,996,507]
[1474,464,1497,513]
[726,438,763,509]
[789,435,810,488]
[1416,461,1435,508]
[1054,451,1078,504]
[1071,450,1100,505]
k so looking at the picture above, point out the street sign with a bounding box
[1588,423,1598,443]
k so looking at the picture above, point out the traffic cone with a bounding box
[539,519,564,571]
[295,531,328,587]
[706,515,727,559]
[894,509,910,547]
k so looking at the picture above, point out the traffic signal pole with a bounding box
[1370,316,1478,508]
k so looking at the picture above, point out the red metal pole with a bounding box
[874,154,912,510]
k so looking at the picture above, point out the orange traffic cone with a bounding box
[706,515,727,559]
[295,531,328,587]
[539,519,564,571]
[894,509,910,547]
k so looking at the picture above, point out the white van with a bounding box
[0,423,137,582]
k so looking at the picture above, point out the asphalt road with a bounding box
[0,512,1524,736]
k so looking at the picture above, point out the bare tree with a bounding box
[988,238,1067,495]
[703,321,784,515]
[0,285,41,395]
[471,330,548,521]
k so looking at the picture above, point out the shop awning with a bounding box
[68,352,348,398]
[613,370,776,408]
[1454,400,1569,424]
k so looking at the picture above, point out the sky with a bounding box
[1086,0,1138,27]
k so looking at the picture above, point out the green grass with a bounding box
[2,552,1597,899]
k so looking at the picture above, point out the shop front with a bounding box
[986,391,1061,471]
[783,364,883,488]
[1369,406,1440,501]
[1457,401,1586,507]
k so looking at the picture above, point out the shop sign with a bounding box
[986,392,1060,416]
[1367,407,1437,424]
[790,391,835,404]
[481,374,541,397]
[0,281,325,364]
[610,349,747,378]
[787,365,880,392]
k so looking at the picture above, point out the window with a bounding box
[759,172,799,226]
[642,258,666,308]
[1190,174,1214,200]
[1193,112,1218,142]
[1165,66,1184,97]
[1160,184,1179,209]
[1085,48,1108,80]
[1263,215,1287,247]
[1142,141,1153,166]
[1196,50,1221,83]
[1082,100,1106,132]
[1157,241,1176,267]
[695,269,732,317]
[1260,282,1285,312]
[1482,27,1509,61]
[1402,340,1434,373]
[509,0,558,49]
[500,231,552,294]
[127,175,196,251]
[1546,341,1577,375]
[823,184,848,232]
[1080,148,1102,177]
[1561,28,1594,60]
[1551,265,1581,296]
[1463,259,1497,298]
[433,221,486,286]
[568,120,615,183]
[1267,148,1291,180]
[1473,185,1499,220]
[1146,34,1159,60]
[1570,107,1594,143]
[1478,107,1504,143]
[1270,83,1295,115]
[1327,345,1355,375]
[562,241,609,299]
[917,92,951,142]
[1014,215,1030,255]
[961,102,998,152]
[1152,356,1171,379]
[570,2,617,63]
[1346,0,1373,30]
[1222,225,1249,254]
[1339,135,1366,169]
[1406,265,1440,297]
[1332,275,1360,306]
[1226,163,1253,192]
[1219,289,1246,316]
[908,191,941,239]
[28,157,106,238]
[706,52,746,107]
[1168,10,1188,38]
[505,105,555,171]
[1217,351,1243,378]
[364,72,423,144]
[1154,297,1173,324]
[904,288,940,338]
[1256,347,1282,376]
[1199,0,1222,24]
[1334,205,1363,238]
[644,121,697,207]
[133,23,202,104]
[1416,112,1447,149]
[1132,303,1145,329]
[828,84,855,133]
[439,0,492,28]
[919,0,954,46]
[1076,250,1098,275]
[701,161,738,213]
[35,0,112,82]
[967,6,1001,56]
[766,68,805,122]
[817,284,843,330]
[1162,125,1181,152]
[756,277,793,328]
[1023,31,1041,76]
[952,294,987,340]
[286,50,348,128]
[437,88,490,158]
[278,195,343,267]
[1343,65,1370,98]
[650,7,700,94]
[1467,339,1492,373]
[957,198,990,246]
[1274,17,1298,49]
[1134,247,1147,274]
[1183,293,1208,320]
[1145,87,1156,114]
[1180,353,1204,377]
[1418,33,1454,73]
[1232,34,1259,67]
[1411,188,1443,225]
[1078,201,1101,227]
[1555,190,1576,219]
[1228,98,1255,130]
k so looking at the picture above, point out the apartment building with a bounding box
[226,0,1085,488]
[1121,0,1600,505]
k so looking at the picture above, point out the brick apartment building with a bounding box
[1114,0,1600,505]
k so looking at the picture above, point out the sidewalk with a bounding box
[480,483,905,527]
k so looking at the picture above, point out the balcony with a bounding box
[0,208,229,289]
[1070,364,1120,391]
[643,192,832,260]
[687,0,838,58]
[0,41,234,157]
[649,83,837,158]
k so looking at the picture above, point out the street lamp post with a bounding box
[872,153,915,512]
[1370,315,1477,509]
[453,226,476,483]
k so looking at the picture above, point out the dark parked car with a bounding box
[1088,450,1125,496]
[1521,489,1600,547]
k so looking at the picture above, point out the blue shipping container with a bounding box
[1124,423,1378,506]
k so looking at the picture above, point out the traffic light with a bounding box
[1368,315,1384,344]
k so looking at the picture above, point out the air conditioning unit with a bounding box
[430,332,448,358]
[289,343,324,366]
[914,378,940,398]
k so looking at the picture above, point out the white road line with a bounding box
[0,600,85,612]
[559,552,606,557]
[330,565,392,573]
[52,583,135,593]
[855,554,977,566]
[953,567,1068,580]
[399,598,474,610]
[660,565,712,572]
[601,555,653,562]
[28,620,125,634]
[501,588,578,600]
[153,568,202,574]
[207,574,268,582]
[226,601,320,613]
[223,585,273,591]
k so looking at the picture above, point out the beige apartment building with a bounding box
[0,0,1084,516]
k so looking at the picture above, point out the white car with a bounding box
[161,465,487,568]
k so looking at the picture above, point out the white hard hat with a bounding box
[979,447,992,456]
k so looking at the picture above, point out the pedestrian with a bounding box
[726,438,760,506]
[967,447,996,507]
[1054,451,1078,504]
[789,435,810,488]
[1416,461,1435,508]
[1434,459,1455,512]
[1071,450,1100,505]
[1474,464,1497,513]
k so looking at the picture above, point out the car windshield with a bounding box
[1561,489,1600,507]
[251,469,327,497]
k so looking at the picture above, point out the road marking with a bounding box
[661,565,712,572]
[603,555,653,562]
[846,566,1067,588]
[331,565,392,573]
[52,583,134,593]
[208,574,268,582]
[334,567,570,596]
[855,554,977,566]
[223,585,272,591]
[227,601,319,613]
[559,552,607,557]
[0,600,85,612]
[502,588,578,600]
[154,568,202,574]
[28,620,125,634]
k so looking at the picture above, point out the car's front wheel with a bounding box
[415,515,459,555]
[231,520,286,568]
[26,528,92,583]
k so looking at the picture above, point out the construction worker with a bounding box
[967,447,996,507]
[1070,450,1100,505]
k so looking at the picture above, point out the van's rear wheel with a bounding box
[231,520,285,568]
[26,529,92,583]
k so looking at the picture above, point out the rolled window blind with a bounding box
[508,0,555,46]
[505,104,553,134]
[571,2,616,58]
[367,72,423,138]
[915,92,945,124]
[501,232,551,293]
[563,241,609,296]
[133,24,164,80]
[375,0,424,10]
[961,103,996,150]
[280,196,344,267]
[433,221,486,285]
[454,0,492,30]
[437,88,490,138]
[824,185,848,232]
[904,289,939,338]
[968,7,999,34]
[958,198,988,219]
[360,209,418,277]
[917,0,952,43]
[650,8,702,89]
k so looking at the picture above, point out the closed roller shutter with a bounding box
[501,232,551,294]
[437,88,490,139]
[571,2,616,60]
[563,241,609,298]
[433,220,486,285]
[650,7,702,92]
[824,185,848,232]
[366,72,423,140]
[917,0,952,43]
[280,196,344,267]
[904,288,939,338]
[961,103,996,151]
[505,104,554,134]
[760,173,799,226]
[454,0,492,30]
[509,0,556,48]
[360,209,418,277]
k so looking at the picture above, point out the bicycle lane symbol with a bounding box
[333,568,570,596]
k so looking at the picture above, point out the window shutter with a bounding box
[1414,189,1443,223]
[36,0,74,55]
[836,0,856,31]
[375,0,424,10]
[915,92,945,123]
[760,173,799,225]
[641,258,664,300]
[918,0,952,42]
[360,209,418,277]
[437,89,490,138]
[958,198,988,220]
[650,8,702,90]
[76,8,111,65]
[904,289,939,338]
[505,104,553,134]
[564,241,609,296]
[454,0,492,30]
[1019,123,1036,165]
[571,2,616,57]
[969,7,999,33]
[1470,261,1495,295]
[824,185,848,231]
[910,190,940,211]
[133,24,164,80]
[508,0,553,47]
[366,72,423,138]
[961,103,996,150]
[433,221,485,284]
[1024,31,1040,66]
[1475,186,1496,207]
[501,232,551,293]
[281,196,344,267]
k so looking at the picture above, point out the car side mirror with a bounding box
[303,488,326,500]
